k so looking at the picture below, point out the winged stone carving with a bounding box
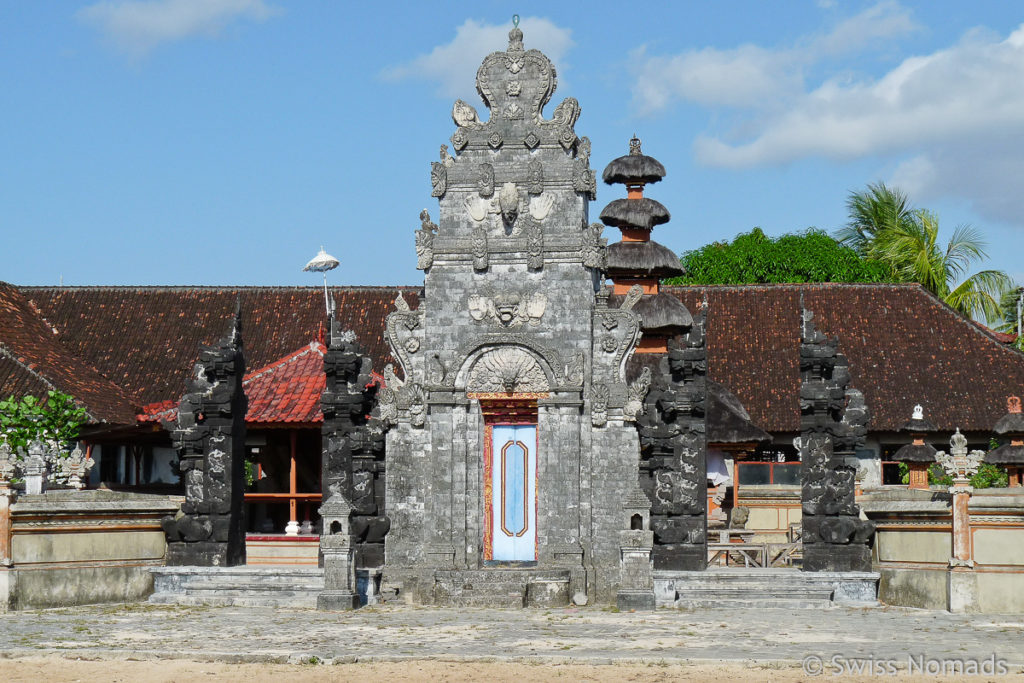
[452,99,480,128]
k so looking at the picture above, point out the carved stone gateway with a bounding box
[799,308,874,572]
[383,24,641,606]
[321,316,387,569]
[162,314,247,567]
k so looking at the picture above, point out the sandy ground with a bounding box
[1,656,1022,683]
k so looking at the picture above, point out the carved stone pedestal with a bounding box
[617,530,656,611]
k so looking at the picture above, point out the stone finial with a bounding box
[936,428,983,483]
[24,441,48,495]
[629,135,642,156]
[1010,396,1022,414]
[912,404,924,420]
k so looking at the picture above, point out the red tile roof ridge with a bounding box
[0,345,58,392]
[243,341,326,384]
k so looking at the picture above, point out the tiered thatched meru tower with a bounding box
[381,24,651,606]
[600,139,709,570]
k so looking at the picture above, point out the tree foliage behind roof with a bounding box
[665,228,888,286]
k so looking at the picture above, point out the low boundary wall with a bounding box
[1,490,181,611]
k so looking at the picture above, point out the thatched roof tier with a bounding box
[606,241,684,279]
[892,443,938,463]
[599,198,670,231]
[602,137,666,185]
[993,412,1024,434]
[706,379,772,445]
[631,293,693,333]
[985,444,1024,464]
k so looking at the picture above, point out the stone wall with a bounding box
[862,487,1024,612]
[1,490,179,611]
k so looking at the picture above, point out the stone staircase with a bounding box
[149,566,325,608]
[655,568,879,609]
[432,569,571,608]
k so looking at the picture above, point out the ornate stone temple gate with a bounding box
[380,25,646,606]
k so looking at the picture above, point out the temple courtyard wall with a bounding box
[863,487,1024,612]
[0,490,179,612]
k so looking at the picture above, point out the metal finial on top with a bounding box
[629,135,642,155]
[912,404,924,420]
[512,14,519,27]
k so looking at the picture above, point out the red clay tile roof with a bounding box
[12,283,1024,433]
[21,286,417,408]
[0,282,138,423]
[139,341,385,427]
[243,341,326,424]
[668,283,1024,432]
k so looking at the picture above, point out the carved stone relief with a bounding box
[527,160,543,194]
[478,163,494,197]
[581,222,606,270]
[468,290,546,328]
[592,384,609,427]
[415,209,438,271]
[430,162,446,198]
[624,367,651,422]
[467,347,549,394]
[526,219,543,271]
[472,227,488,271]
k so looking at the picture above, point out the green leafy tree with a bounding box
[995,285,1024,350]
[0,391,87,453]
[666,228,888,285]
[839,183,1011,322]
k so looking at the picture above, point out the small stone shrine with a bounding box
[986,396,1024,487]
[798,308,874,572]
[892,405,938,490]
[381,23,646,605]
[162,313,247,566]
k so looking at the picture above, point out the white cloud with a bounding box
[382,17,574,100]
[662,17,1024,228]
[631,2,917,113]
[78,0,277,56]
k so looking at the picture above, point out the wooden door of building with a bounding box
[485,423,537,562]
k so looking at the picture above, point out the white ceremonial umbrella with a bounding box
[303,246,340,316]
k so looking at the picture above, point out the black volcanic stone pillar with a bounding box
[163,313,247,566]
[637,307,708,570]
[321,316,389,569]
[799,308,874,572]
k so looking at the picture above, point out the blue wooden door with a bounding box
[490,425,537,561]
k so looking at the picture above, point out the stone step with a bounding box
[184,578,324,592]
[675,587,834,600]
[654,568,879,609]
[672,597,833,609]
[149,566,326,609]
[150,593,318,608]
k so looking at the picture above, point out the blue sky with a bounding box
[2,1,1022,290]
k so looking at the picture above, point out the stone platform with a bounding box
[654,568,879,609]
[431,569,571,608]
[149,566,324,608]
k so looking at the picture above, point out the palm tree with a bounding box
[839,184,1012,322]
[837,182,916,261]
